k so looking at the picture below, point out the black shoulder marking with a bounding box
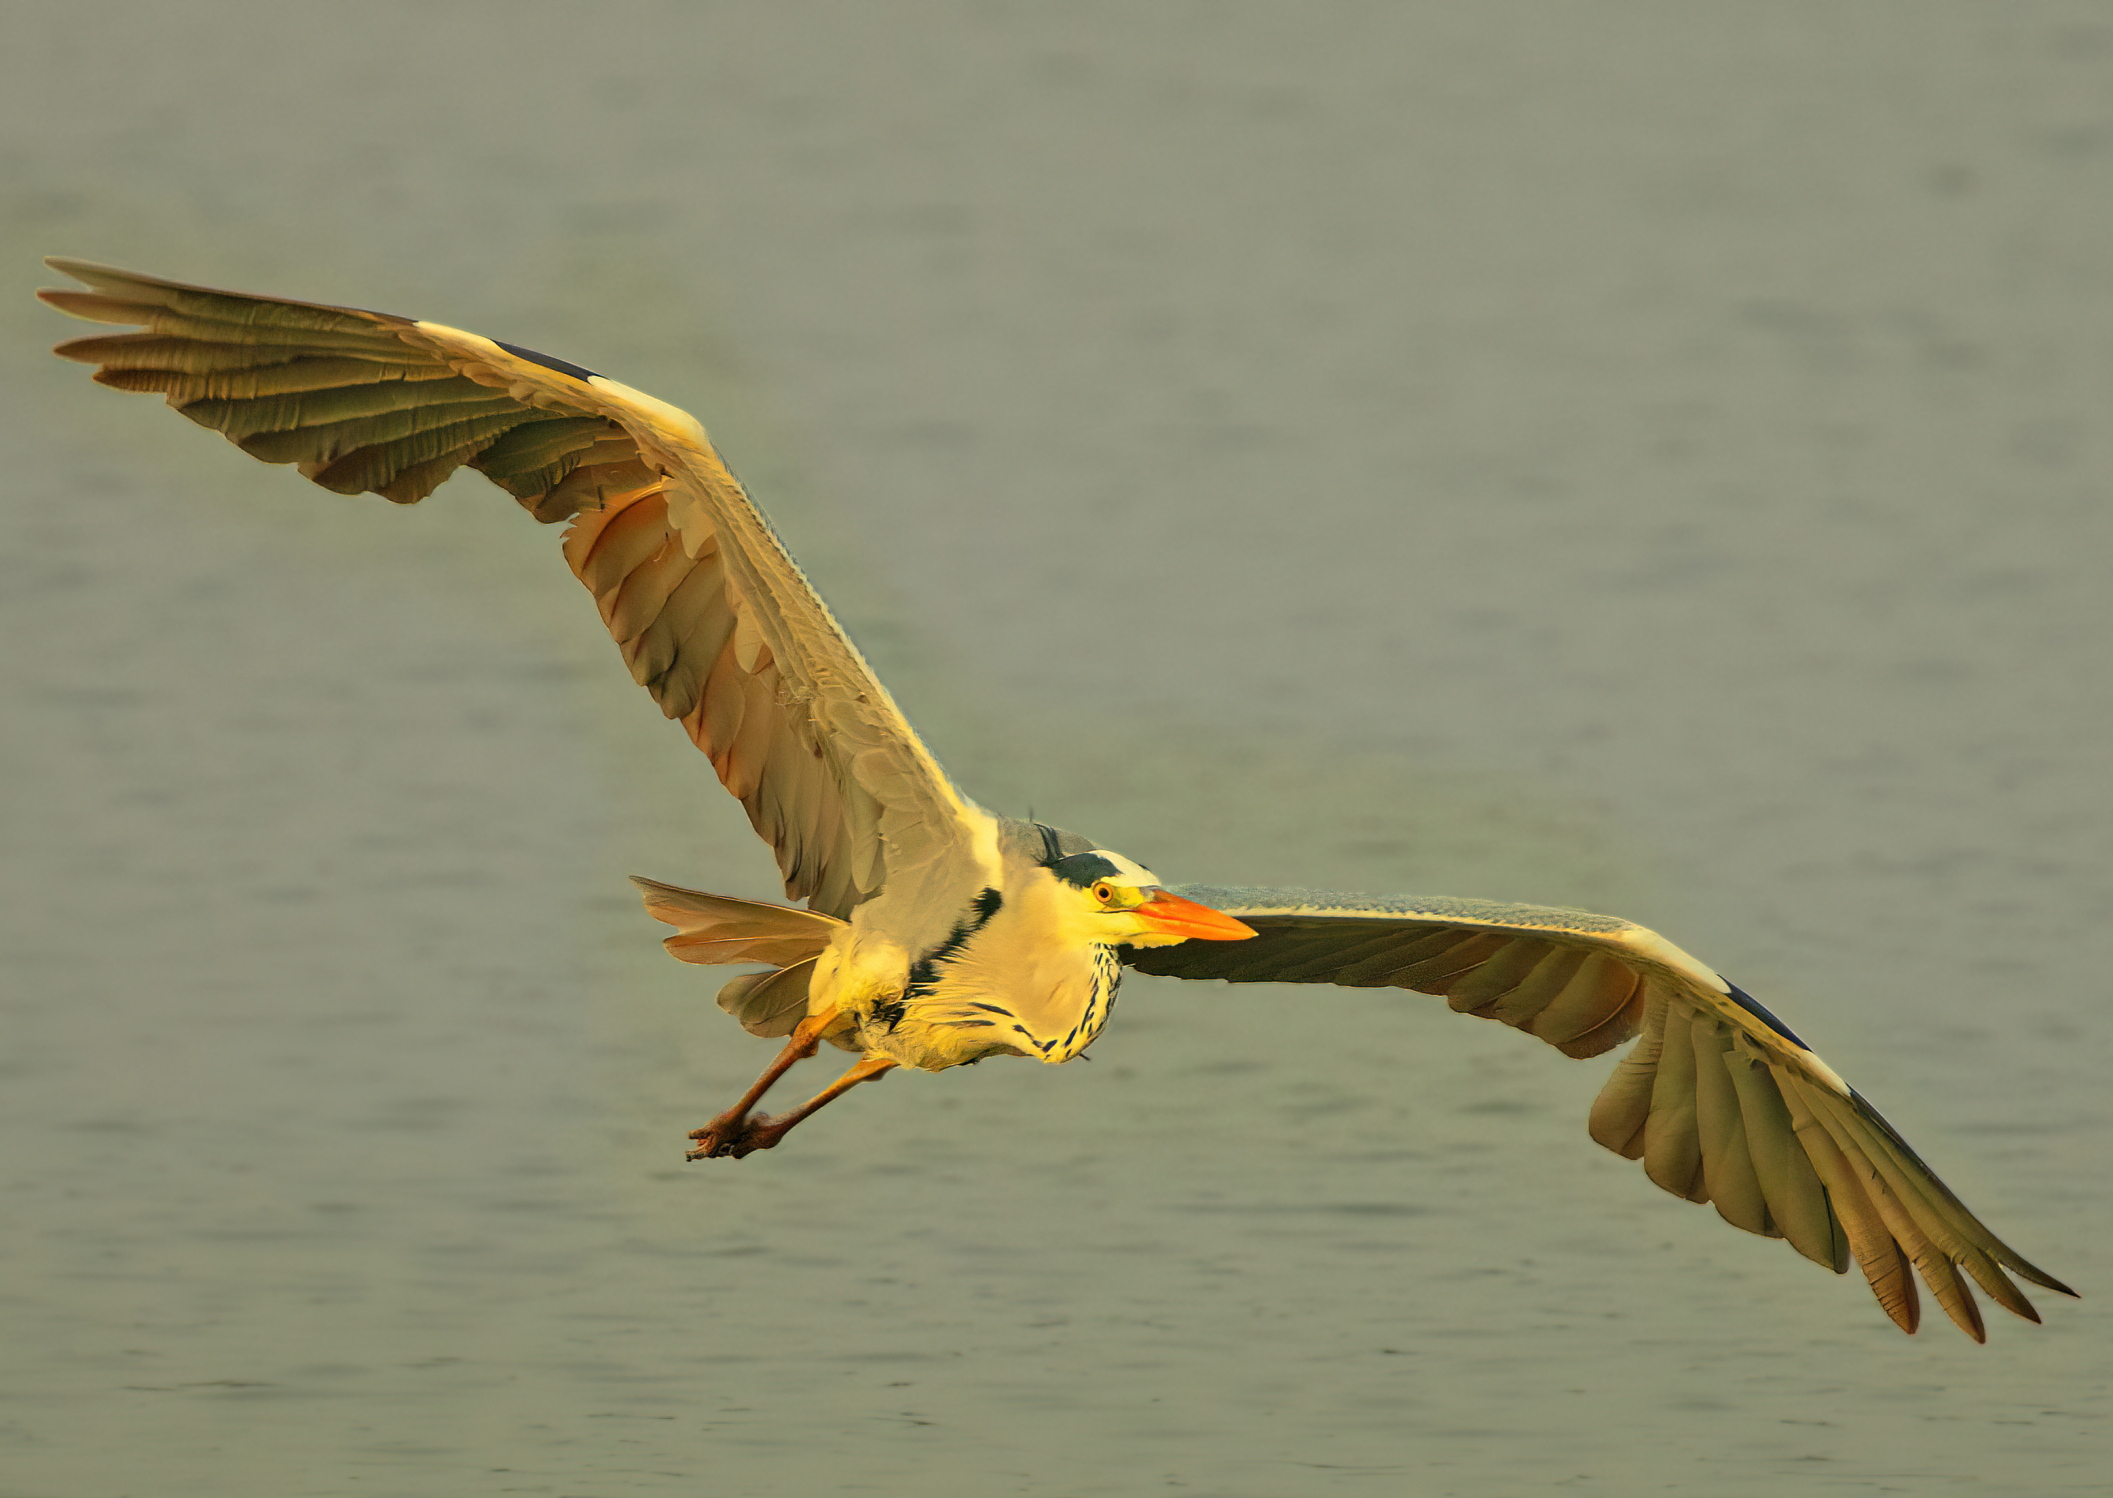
[902,887,1006,1003]
[493,338,600,382]
[1724,980,1810,1049]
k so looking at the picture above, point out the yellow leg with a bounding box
[689,1055,899,1161]
[685,1008,839,1160]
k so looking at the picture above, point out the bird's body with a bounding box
[832,822,1123,1071]
[677,815,1213,1074]
[40,258,2075,1341]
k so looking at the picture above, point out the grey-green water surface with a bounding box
[4,5,2109,1494]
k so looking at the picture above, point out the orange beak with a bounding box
[1132,890,1257,941]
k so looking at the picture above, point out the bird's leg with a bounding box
[693,1056,900,1161]
[685,1007,840,1160]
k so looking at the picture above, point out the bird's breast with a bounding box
[851,939,1121,1072]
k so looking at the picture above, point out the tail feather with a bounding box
[630,875,842,967]
[716,959,820,1037]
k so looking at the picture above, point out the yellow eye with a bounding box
[1092,881,1116,905]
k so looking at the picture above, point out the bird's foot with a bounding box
[685,1112,792,1161]
[684,1054,897,1161]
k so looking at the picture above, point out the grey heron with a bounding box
[39,259,2074,1341]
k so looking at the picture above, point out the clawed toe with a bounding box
[685,1113,788,1161]
[684,1048,898,1162]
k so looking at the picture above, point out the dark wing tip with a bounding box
[2023,1269,2082,1301]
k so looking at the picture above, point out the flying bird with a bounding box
[40,258,2073,1341]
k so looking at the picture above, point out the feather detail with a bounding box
[1444,938,1555,1018]
[1644,1001,1706,1201]
[1527,950,1635,1048]
[1781,1077,1921,1333]
[1548,973,1646,1060]
[1691,1020,1772,1235]
[572,489,676,624]
[631,877,843,968]
[1795,1083,2005,1340]
[1587,986,1670,1159]
[715,959,820,1038]
[1725,1035,1844,1270]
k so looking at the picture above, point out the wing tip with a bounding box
[41,253,109,282]
[37,287,139,329]
[39,256,175,299]
[2013,1264,2081,1300]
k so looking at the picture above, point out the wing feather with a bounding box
[95,354,460,400]
[42,258,994,915]
[1690,1020,1771,1235]
[295,408,534,491]
[641,559,733,718]
[1529,951,1640,1051]
[697,638,754,777]
[60,332,407,375]
[1548,969,1647,1060]
[609,533,703,657]
[1795,1083,2011,1340]
[569,487,679,624]
[182,374,508,438]
[1644,1001,1706,1201]
[1490,945,1589,1028]
[723,671,787,802]
[1397,932,1510,991]
[1331,929,1466,985]
[46,291,394,351]
[1725,1036,1844,1271]
[1780,1075,1922,1334]
[1841,1124,2046,1321]
[1587,985,1668,1160]
[1443,937,1554,1018]
[1126,882,2072,1336]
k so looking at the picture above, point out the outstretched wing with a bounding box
[41,258,990,918]
[1125,884,2074,1340]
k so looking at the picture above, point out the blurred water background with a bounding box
[3,5,2109,1494]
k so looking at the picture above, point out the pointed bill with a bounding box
[1132,890,1258,942]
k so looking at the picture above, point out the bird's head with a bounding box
[1043,848,1257,948]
